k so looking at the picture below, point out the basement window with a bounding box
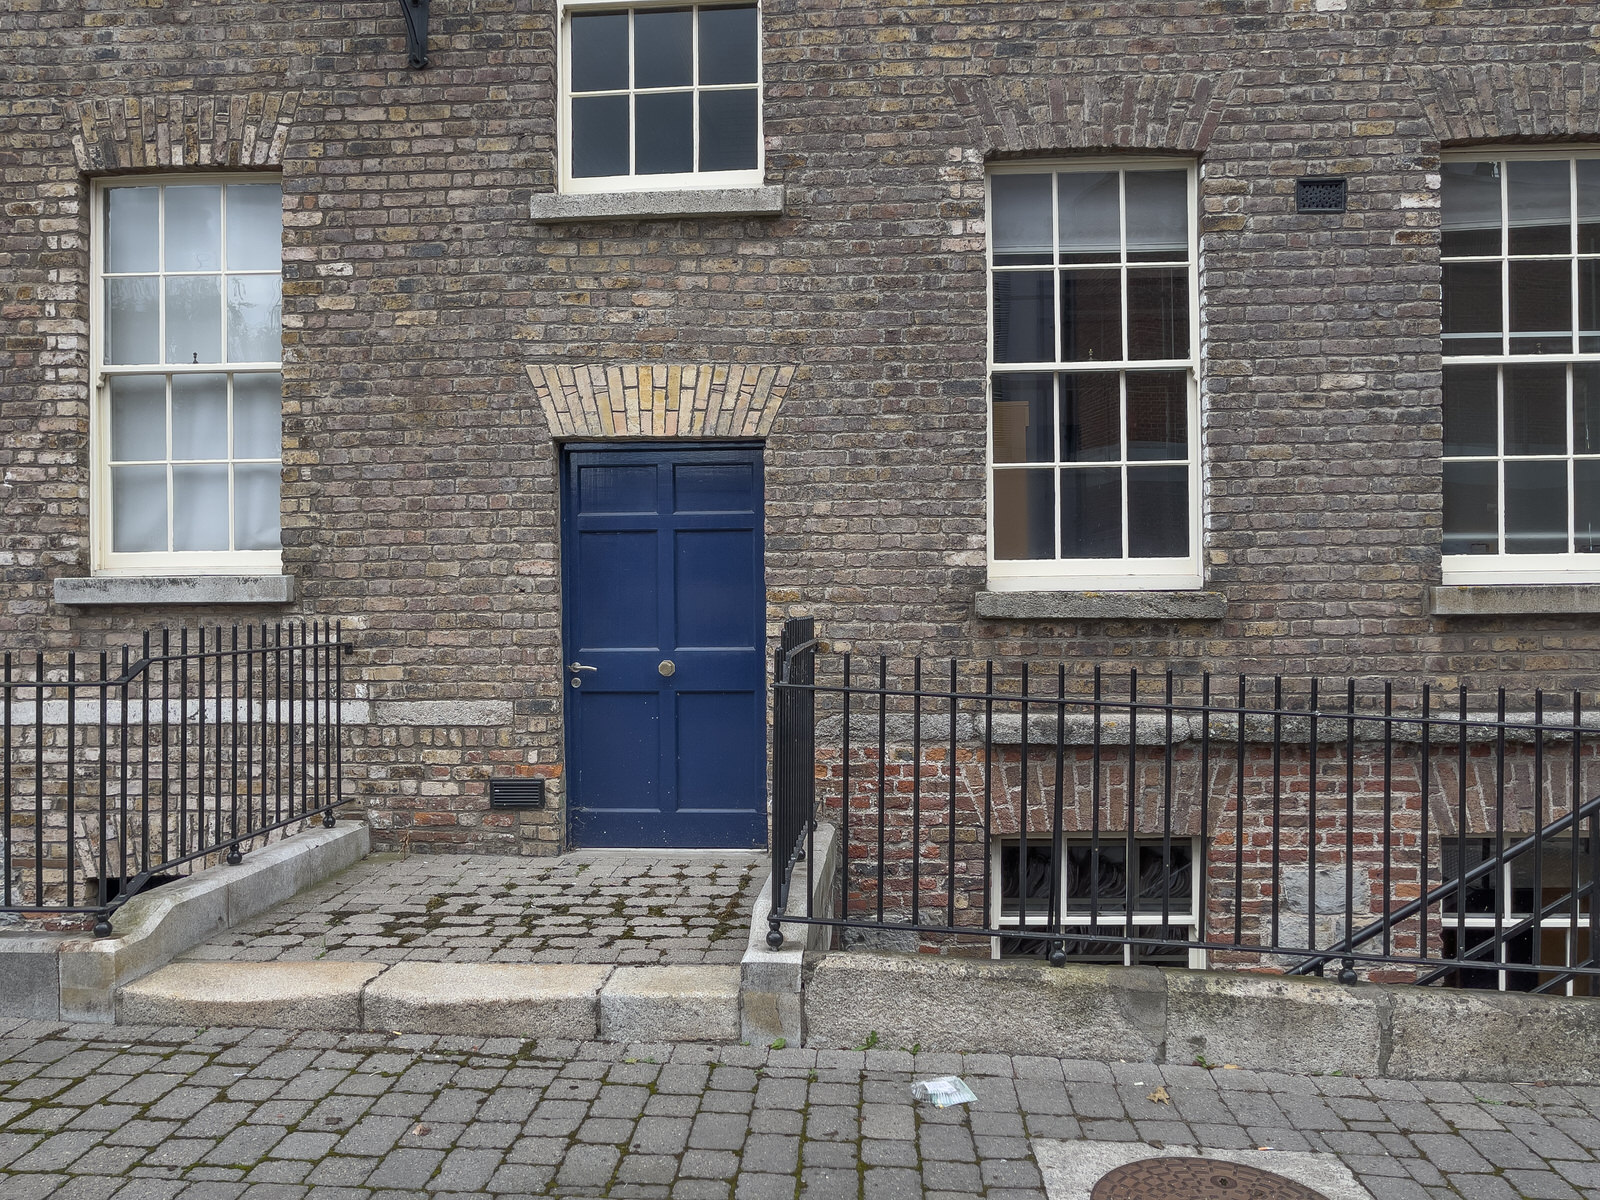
[990,836,1204,967]
[1438,836,1598,997]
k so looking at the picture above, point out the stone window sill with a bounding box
[528,185,785,223]
[975,590,1227,621]
[1431,584,1600,616]
[54,575,296,607]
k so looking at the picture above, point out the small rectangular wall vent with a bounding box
[489,777,546,809]
[1296,177,1348,213]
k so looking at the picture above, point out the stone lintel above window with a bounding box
[975,589,1226,621]
[528,185,784,223]
[54,575,295,607]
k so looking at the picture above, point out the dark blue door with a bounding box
[561,444,766,848]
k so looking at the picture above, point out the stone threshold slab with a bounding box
[116,959,743,1041]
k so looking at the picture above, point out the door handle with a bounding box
[567,661,598,673]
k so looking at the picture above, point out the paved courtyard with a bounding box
[178,851,766,967]
[0,1017,1598,1199]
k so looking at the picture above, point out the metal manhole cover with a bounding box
[1091,1157,1332,1200]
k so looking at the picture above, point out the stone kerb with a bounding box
[116,959,745,1042]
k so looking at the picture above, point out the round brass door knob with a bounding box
[658,660,676,677]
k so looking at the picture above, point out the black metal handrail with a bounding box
[2,621,353,934]
[769,617,815,942]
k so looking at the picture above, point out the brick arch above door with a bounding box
[526,363,795,439]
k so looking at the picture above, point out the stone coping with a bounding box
[804,952,1600,1084]
[0,822,369,1023]
[817,708,1598,748]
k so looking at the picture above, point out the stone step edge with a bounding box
[115,959,743,1042]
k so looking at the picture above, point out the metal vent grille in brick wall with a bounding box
[1296,177,1348,213]
[489,778,546,809]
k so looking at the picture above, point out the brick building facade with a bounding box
[4,1,1600,864]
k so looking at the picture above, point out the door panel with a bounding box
[562,444,766,848]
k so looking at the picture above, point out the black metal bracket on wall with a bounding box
[400,0,429,68]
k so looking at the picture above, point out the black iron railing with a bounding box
[769,617,816,936]
[768,620,1600,992]
[2,622,352,934]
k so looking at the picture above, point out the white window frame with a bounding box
[985,158,1203,592]
[558,0,765,195]
[90,174,284,577]
[1441,148,1600,585]
[989,835,1206,968]
[1441,835,1596,997]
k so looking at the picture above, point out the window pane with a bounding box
[104,276,159,364]
[164,274,222,364]
[1441,160,1502,258]
[1506,160,1571,257]
[163,186,222,272]
[991,174,1053,267]
[993,469,1055,559]
[225,184,281,272]
[993,271,1054,363]
[172,465,230,552]
[1059,269,1119,362]
[571,11,628,92]
[1505,459,1568,554]
[1059,467,1120,558]
[1576,364,1600,455]
[1442,365,1498,457]
[1508,259,1572,354]
[1127,268,1189,360]
[991,373,1053,464]
[698,4,757,85]
[1057,172,1119,264]
[171,374,229,461]
[1125,171,1187,263]
[109,375,167,463]
[111,465,167,554]
[234,373,283,459]
[1127,465,1188,557]
[105,187,158,274]
[634,8,692,88]
[1441,261,1502,355]
[1580,160,1600,254]
[1059,372,1118,463]
[1504,364,1567,456]
[698,90,758,172]
[234,464,281,552]
[1581,259,1600,354]
[636,92,693,175]
[1126,371,1187,460]
[1443,460,1498,555]
[1577,459,1600,552]
[227,275,281,363]
[571,95,630,178]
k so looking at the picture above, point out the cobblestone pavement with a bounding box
[177,851,767,968]
[1,1016,1598,1200]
